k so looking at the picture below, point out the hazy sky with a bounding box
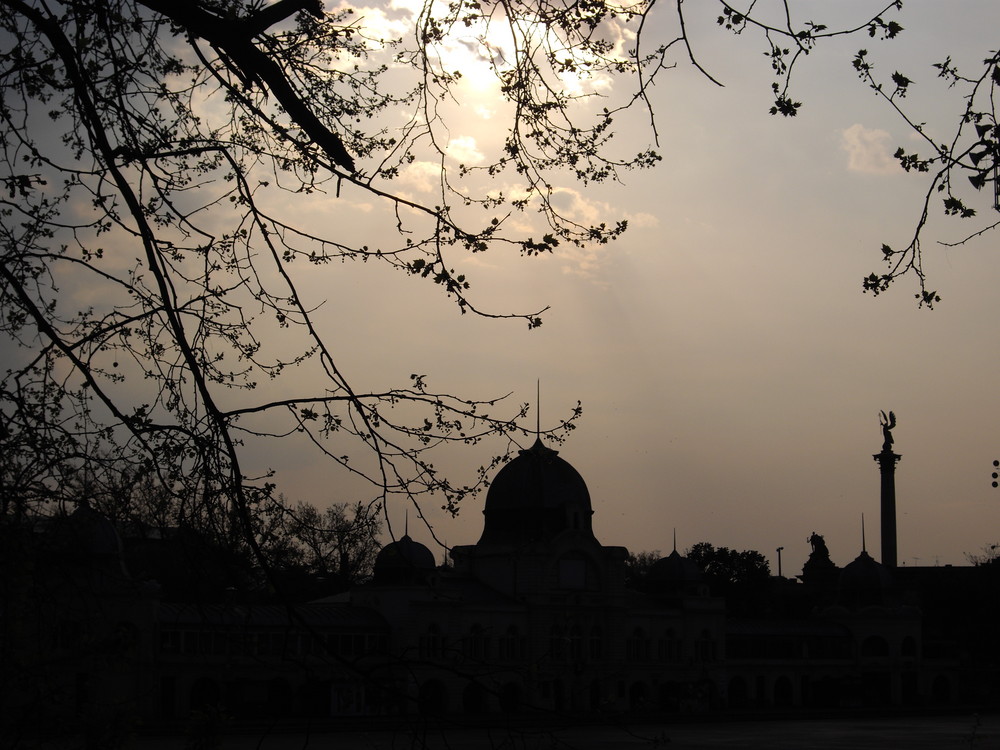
[31,1,993,572]
[257,0,1000,571]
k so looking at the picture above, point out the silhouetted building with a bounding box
[3,432,998,736]
[351,438,726,715]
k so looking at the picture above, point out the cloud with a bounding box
[335,1,412,44]
[395,160,441,193]
[841,124,898,174]
[547,188,621,280]
[624,211,658,229]
[447,136,485,165]
[474,104,495,120]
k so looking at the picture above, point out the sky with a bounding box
[274,0,999,572]
[13,1,997,574]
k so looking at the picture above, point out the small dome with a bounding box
[47,502,129,580]
[69,503,124,558]
[49,502,124,560]
[373,535,435,585]
[838,550,894,606]
[478,439,594,545]
[647,550,706,596]
[649,550,704,585]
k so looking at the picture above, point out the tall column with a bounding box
[873,448,901,568]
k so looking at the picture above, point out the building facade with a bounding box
[3,435,996,739]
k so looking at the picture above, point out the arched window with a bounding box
[569,624,583,661]
[728,676,749,709]
[462,681,487,714]
[861,635,889,658]
[589,679,603,711]
[554,552,598,590]
[113,620,139,657]
[626,627,649,661]
[465,623,490,660]
[499,682,521,713]
[498,624,526,661]
[267,677,293,717]
[589,625,603,660]
[695,629,716,662]
[629,681,649,712]
[773,675,793,707]
[658,628,679,662]
[419,680,448,716]
[190,676,221,712]
[558,554,586,590]
[549,624,566,661]
[931,674,952,704]
[419,623,444,659]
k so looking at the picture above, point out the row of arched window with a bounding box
[419,623,526,661]
[159,627,386,658]
[726,669,952,710]
[627,627,716,663]
[417,623,716,663]
[725,634,919,661]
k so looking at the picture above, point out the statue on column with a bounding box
[879,410,896,452]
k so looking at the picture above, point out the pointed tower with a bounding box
[873,411,901,568]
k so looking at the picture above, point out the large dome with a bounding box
[478,439,594,545]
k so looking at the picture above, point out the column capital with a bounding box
[873,450,901,467]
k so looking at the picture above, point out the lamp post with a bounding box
[776,546,784,578]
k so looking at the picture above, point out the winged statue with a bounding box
[879,410,896,451]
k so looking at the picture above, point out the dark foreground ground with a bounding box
[127,714,998,750]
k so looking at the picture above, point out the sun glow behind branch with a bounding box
[413,0,648,99]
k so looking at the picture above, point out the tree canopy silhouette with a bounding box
[687,542,770,590]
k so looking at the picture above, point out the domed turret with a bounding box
[650,550,703,584]
[45,501,131,587]
[478,439,594,545]
[647,550,707,596]
[373,535,436,585]
[838,550,894,607]
[49,502,126,567]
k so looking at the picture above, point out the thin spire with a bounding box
[861,513,867,553]
[405,508,409,538]
[536,379,541,439]
[672,528,677,553]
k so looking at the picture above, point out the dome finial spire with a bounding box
[536,378,541,440]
